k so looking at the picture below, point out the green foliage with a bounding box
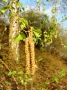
[8,71,17,76]
[2,54,8,60]
[0,2,60,58]
[40,87,46,90]
[3,0,8,2]
[17,76,24,84]
[0,5,10,14]
[21,11,59,49]
[64,45,67,48]
[17,71,32,89]
[33,29,41,38]
[20,23,26,29]
[33,28,41,44]
[8,70,32,89]
[18,71,24,75]
[19,18,28,29]
[45,80,50,85]
[54,34,57,38]
[17,2,22,8]
[60,69,66,77]
[51,8,58,14]
[14,33,26,43]
[53,76,59,84]
[0,8,6,14]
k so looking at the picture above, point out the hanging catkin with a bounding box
[29,27,36,76]
[25,37,30,75]
[25,26,37,76]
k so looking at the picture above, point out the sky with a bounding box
[0,0,67,29]
[19,0,67,29]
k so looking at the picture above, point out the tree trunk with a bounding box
[9,0,19,61]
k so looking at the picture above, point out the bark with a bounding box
[9,0,19,61]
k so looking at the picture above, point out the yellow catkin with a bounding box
[30,41,36,76]
[25,27,37,76]
[29,27,37,76]
[25,37,30,75]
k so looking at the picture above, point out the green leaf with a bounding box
[20,23,25,29]
[51,9,55,13]
[8,71,17,76]
[33,37,37,44]
[8,72,12,76]
[14,34,23,43]
[3,5,10,9]
[21,32,26,41]
[0,8,6,13]
[34,29,41,33]
[17,76,24,84]
[28,78,32,81]
[64,45,67,48]
[17,2,22,8]
[17,76,23,81]
[53,76,59,84]
[14,33,26,43]
[18,71,24,75]
[3,0,8,2]
[23,82,27,86]
[24,74,29,79]
[54,34,57,38]
[41,87,46,90]
[45,80,50,85]
[33,29,41,38]
[34,31,40,37]
[20,18,28,26]
[60,69,66,77]
[44,38,47,42]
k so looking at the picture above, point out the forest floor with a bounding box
[0,35,67,90]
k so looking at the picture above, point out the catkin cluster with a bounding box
[25,27,37,76]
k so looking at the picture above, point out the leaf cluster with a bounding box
[20,11,59,49]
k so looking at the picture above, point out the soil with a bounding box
[0,33,67,90]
